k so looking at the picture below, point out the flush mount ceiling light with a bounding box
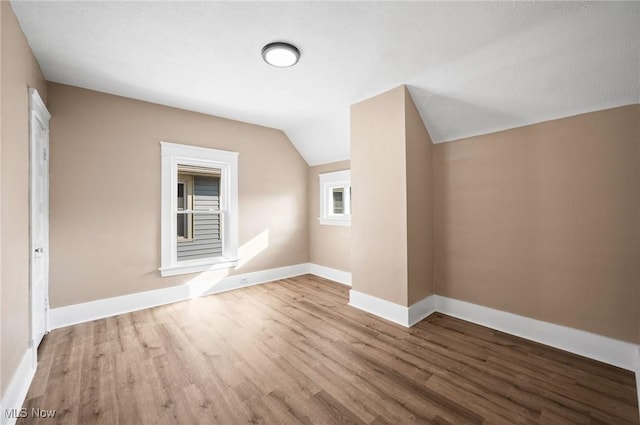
[261,42,300,68]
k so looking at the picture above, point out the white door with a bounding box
[29,88,51,352]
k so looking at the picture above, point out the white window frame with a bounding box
[319,169,351,226]
[160,142,239,277]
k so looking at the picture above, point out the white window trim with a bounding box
[160,142,239,277]
[319,169,351,226]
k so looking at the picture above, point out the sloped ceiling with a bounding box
[11,1,640,165]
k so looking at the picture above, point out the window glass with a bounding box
[177,182,185,209]
[176,166,221,261]
[177,215,186,239]
[332,188,344,214]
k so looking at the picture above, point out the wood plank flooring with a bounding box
[19,275,639,424]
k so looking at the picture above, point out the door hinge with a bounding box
[43,148,48,161]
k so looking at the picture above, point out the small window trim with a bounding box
[319,169,351,226]
[160,142,239,277]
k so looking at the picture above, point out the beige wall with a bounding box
[1,1,48,396]
[351,86,434,307]
[433,105,640,343]
[47,83,309,307]
[351,86,408,306]
[404,87,435,305]
[308,160,351,272]
[351,86,637,342]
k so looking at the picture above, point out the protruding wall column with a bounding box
[350,86,434,325]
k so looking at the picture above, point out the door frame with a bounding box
[29,87,51,364]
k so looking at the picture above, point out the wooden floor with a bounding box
[19,275,639,425]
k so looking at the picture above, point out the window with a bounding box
[160,142,238,277]
[319,169,351,226]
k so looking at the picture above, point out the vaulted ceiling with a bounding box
[11,1,640,165]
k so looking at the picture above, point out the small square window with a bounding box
[319,170,351,226]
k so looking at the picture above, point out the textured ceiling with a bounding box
[11,1,640,166]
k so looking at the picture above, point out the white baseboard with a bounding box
[1,347,36,425]
[49,263,309,329]
[50,261,357,330]
[408,295,437,327]
[349,289,410,326]
[347,290,640,373]
[49,261,354,330]
[202,263,310,296]
[308,263,351,286]
[435,295,639,372]
[348,290,436,327]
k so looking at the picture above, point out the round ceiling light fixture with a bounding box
[261,42,300,68]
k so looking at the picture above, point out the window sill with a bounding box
[159,258,238,277]
[319,218,351,227]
